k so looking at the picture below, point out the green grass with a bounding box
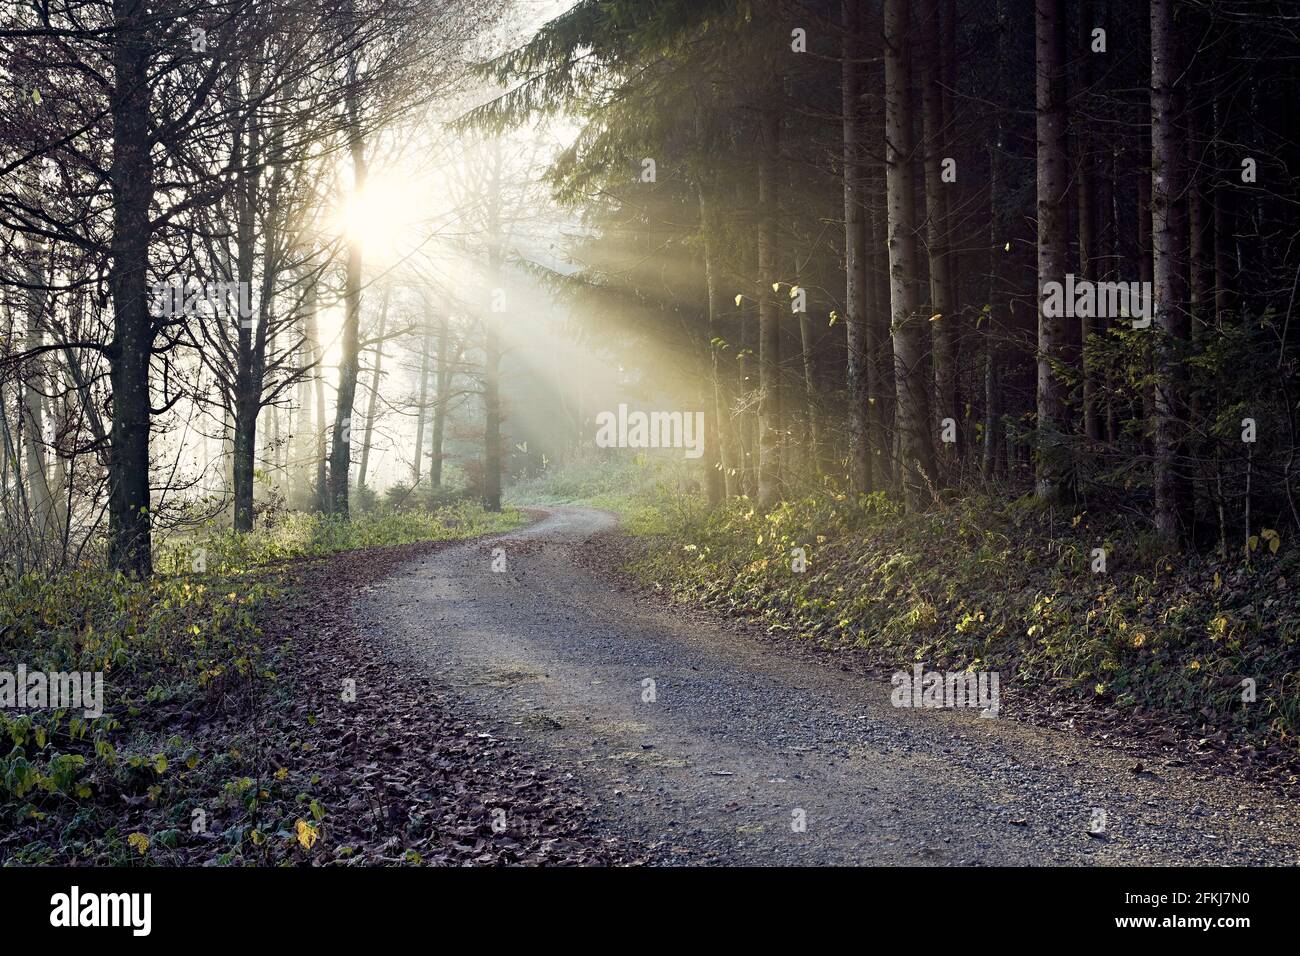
[158,500,523,574]
[507,454,701,534]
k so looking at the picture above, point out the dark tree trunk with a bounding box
[757,98,782,508]
[1034,0,1071,504]
[842,0,871,494]
[884,0,936,509]
[1150,0,1194,545]
[1076,0,1102,442]
[700,186,730,504]
[107,0,155,576]
[329,83,366,518]
[919,0,957,466]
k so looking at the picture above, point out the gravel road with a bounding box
[358,507,1300,866]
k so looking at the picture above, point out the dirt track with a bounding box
[359,507,1300,865]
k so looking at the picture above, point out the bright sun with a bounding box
[332,175,415,261]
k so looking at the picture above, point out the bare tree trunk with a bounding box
[357,280,392,491]
[232,71,264,534]
[842,0,871,494]
[291,328,315,509]
[483,142,504,512]
[107,0,155,575]
[412,306,433,486]
[796,288,820,475]
[21,201,52,535]
[301,280,327,512]
[700,186,729,504]
[884,0,936,509]
[431,315,453,489]
[1211,25,1236,325]
[984,0,1009,478]
[757,97,782,508]
[329,59,367,518]
[1150,0,1193,545]
[737,297,756,497]
[919,0,957,467]
[869,187,893,486]
[1034,0,1070,504]
[1076,0,1102,442]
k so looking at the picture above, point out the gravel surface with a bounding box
[358,507,1300,866]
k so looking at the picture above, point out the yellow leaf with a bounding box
[1213,571,1221,589]
[1248,535,1259,552]
[734,294,743,306]
[1003,241,1011,252]
[127,832,149,855]
[296,819,319,850]
[929,313,942,322]
[153,754,168,773]
[1188,660,1201,671]
[1270,536,1280,554]
[274,767,288,780]
[251,829,265,845]
[771,282,780,292]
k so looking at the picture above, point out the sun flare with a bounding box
[332,175,417,261]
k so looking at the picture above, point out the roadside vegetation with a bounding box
[520,457,1300,771]
[0,503,521,865]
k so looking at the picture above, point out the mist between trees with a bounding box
[1,0,1298,580]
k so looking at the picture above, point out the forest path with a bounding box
[358,507,1300,865]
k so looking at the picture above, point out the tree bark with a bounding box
[756,97,782,508]
[1076,0,1102,442]
[984,0,1009,478]
[413,306,433,486]
[919,0,957,465]
[357,279,392,491]
[107,0,155,576]
[329,56,367,518]
[1034,0,1071,504]
[1150,0,1194,545]
[431,315,453,489]
[483,141,504,512]
[700,185,730,504]
[21,188,53,535]
[842,0,871,494]
[884,0,936,509]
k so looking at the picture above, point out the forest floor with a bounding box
[360,506,1300,865]
[0,507,628,865]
